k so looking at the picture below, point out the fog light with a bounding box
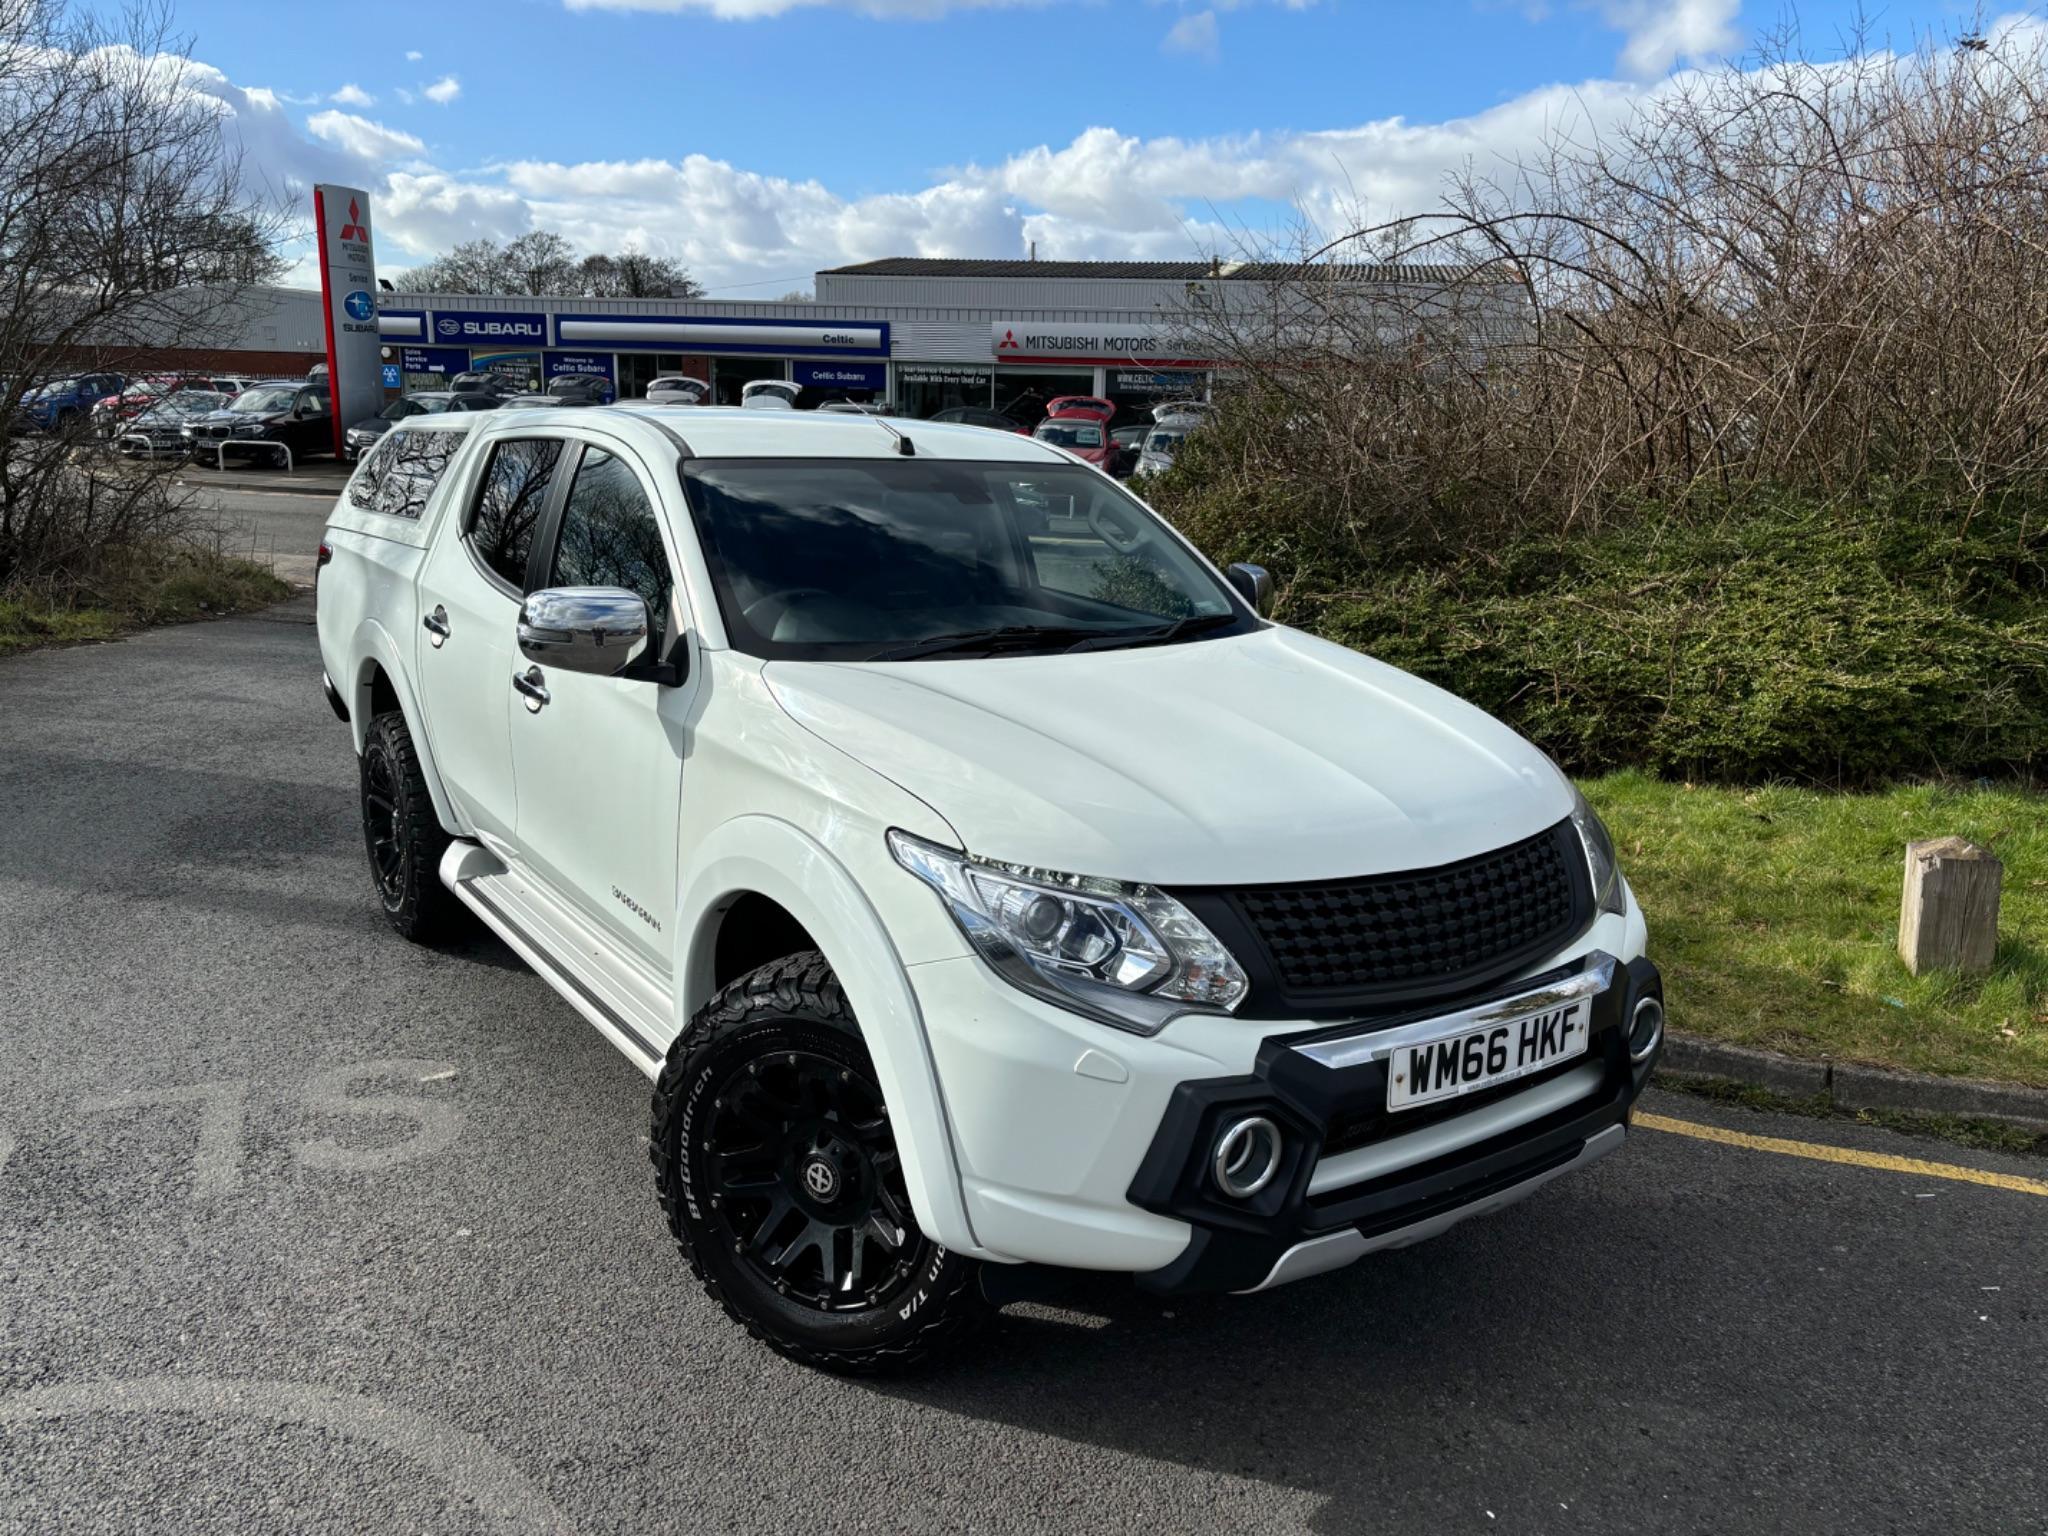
[1629,996,1665,1063]
[1212,1116,1282,1200]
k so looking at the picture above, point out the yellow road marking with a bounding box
[1635,1111,2048,1197]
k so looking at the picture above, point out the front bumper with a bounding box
[1126,951,1661,1293]
[910,911,1659,1293]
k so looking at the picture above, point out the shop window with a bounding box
[898,365,993,420]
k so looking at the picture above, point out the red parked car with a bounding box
[1042,395,1115,423]
[1032,411,1117,471]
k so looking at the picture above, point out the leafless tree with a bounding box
[0,0,287,589]
[399,239,703,299]
[1170,21,2048,559]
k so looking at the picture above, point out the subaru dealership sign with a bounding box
[793,361,886,391]
[553,314,887,356]
[313,183,381,458]
[432,309,549,345]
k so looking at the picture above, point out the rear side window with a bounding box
[546,447,673,643]
[468,437,564,589]
[371,429,462,520]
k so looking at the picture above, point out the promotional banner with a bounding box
[313,184,381,459]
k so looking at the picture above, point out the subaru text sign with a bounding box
[990,321,1209,367]
[432,309,548,345]
[313,184,381,459]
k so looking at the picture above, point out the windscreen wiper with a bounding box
[868,624,1096,662]
[1062,611,1240,653]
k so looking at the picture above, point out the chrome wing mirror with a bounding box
[516,587,653,677]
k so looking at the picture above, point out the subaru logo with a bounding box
[343,290,373,322]
[436,317,459,338]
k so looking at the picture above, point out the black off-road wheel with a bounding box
[359,710,459,942]
[651,952,987,1373]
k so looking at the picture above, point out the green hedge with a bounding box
[1155,470,2047,783]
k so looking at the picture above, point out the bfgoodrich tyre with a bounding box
[650,952,986,1373]
[359,710,459,942]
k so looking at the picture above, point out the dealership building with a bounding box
[60,257,1509,425]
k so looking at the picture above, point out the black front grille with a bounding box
[1203,820,1591,1013]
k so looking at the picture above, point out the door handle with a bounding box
[422,605,451,647]
[513,665,550,712]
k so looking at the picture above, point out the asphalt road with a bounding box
[1,603,2043,1535]
[176,466,348,587]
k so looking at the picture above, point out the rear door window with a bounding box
[467,437,565,589]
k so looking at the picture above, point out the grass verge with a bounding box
[1588,771,2047,1088]
[1654,1075,2046,1158]
[0,546,289,657]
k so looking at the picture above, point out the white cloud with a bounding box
[306,110,427,162]
[175,26,2048,295]
[1596,0,1740,77]
[423,74,461,104]
[1162,9,1220,60]
[405,49,424,61]
[329,82,375,107]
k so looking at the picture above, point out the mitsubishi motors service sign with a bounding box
[314,184,382,459]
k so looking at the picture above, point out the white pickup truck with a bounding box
[316,405,1664,1372]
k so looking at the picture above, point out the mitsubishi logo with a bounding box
[998,328,1018,350]
[338,198,369,243]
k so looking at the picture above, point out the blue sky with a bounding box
[144,0,2008,294]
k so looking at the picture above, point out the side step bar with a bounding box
[439,842,669,1076]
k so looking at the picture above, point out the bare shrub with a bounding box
[0,0,285,590]
[1169,22,2048,560]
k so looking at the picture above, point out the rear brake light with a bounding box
[316,542,333,586]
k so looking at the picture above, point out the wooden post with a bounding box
[1898,837,2002,976]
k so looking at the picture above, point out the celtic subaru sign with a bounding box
[431,309,548,345]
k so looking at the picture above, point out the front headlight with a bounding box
[1567,784,1626,917]
[888,830,1247,1035]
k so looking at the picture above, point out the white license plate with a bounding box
[1387,998,1590,1111]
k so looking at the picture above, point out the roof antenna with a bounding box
[866,409,916,456]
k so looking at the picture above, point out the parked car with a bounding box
[1042,395,1115,424]
[316,408,1660,1372]
[449,371,521,398]
[182,382,332,463]
[929,406,1026,433]
[545,374,617,406]
[1032,412,1117,471]
[1137,424,1191,478]
[113,390,234,458]
[645,375,709,405]
[94,375,261,438]
[1109,425,1150,478]
[20,372,126,432]
[344,392,502,461]
[740,378,801,410]
[1152,399,1213,425]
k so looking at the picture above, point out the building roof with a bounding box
[818,257,1501,284]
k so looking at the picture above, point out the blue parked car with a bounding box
[19,371,126,432]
